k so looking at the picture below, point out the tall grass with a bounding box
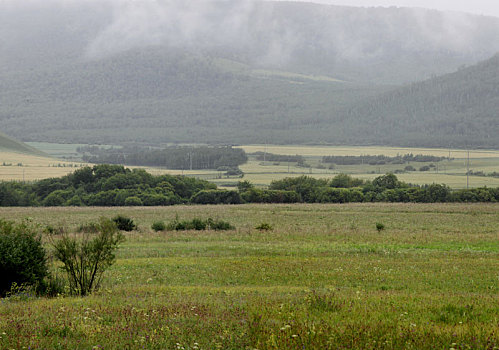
[0,203,498,349]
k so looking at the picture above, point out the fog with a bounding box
[1,0,499,81]
[280,0,499,18]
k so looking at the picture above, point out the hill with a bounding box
[343,54,499,148]
[0,132,46,156]
[1,1,499,147]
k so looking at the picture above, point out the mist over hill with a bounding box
[0,1,498,147]
[344,53,499,148]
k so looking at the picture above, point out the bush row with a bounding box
[1,169,499,206]
[152,217,235,231]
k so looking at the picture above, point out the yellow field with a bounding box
[2,143,499,189]
[239,144,499,158]
[0,152,84,182]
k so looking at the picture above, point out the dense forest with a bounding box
[345,54,499,148]
[1,1,499,148]
[0,167,497,207]
[80,145,247,170]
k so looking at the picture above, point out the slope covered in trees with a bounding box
[1,1,498,148]
[344,54,499,148]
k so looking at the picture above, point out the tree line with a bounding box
[79,145,247,170]
[321,154,448,166]
[1,168,498,207]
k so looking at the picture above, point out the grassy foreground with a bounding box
[1,203,499,349]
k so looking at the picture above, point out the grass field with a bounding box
[1,203,498,349]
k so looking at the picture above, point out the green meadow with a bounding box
[1,203,498,349]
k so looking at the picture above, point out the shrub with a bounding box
[255,222,273,231]
[112,215,137,231]
[191,218,207,230]
[207,218,235,231]
[52,217,125,296]
[151,221,166,232]
[0,219,48,296]
[166,217,235,231]
[376,222,385,232]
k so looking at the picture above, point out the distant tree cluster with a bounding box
[79,145,247,170]
[322,154,448,166]
[251,152,305,163]
[0,165,216,207]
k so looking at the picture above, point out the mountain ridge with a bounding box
[0,1,498,148]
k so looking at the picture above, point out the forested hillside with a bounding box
[1,1,498,148]
[344,54,499,148]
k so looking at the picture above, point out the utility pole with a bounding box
[466,150,470,189]
[263,143,267,165]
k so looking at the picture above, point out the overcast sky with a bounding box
[280,0,499,18]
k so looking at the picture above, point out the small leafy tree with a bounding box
[255,222,273,231]
[112,215,137,231]
[52,217,125,296]
[151,220,166,232]
[0,219,48,296]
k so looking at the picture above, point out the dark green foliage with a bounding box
[124,196,143,206]
[0,164,216,207]
[166,217,234,231]
[52,217,125,296]
[252,152,305,163]
[207,218,235,231]
[241,188,302,204]
[255,222,273,231]
[376,223,385,232]
[191,190,242,205]
[151,221,166,232]
[0,169,498,207]
[322,154,446,165]
[330,174,365,188]
[237,180,254,193]
[372,173,403,190]
[316,188,364,203]
[0,219,48,296]
[270,176,329,202]
[112,215,137,231]
[81,145,248,170]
